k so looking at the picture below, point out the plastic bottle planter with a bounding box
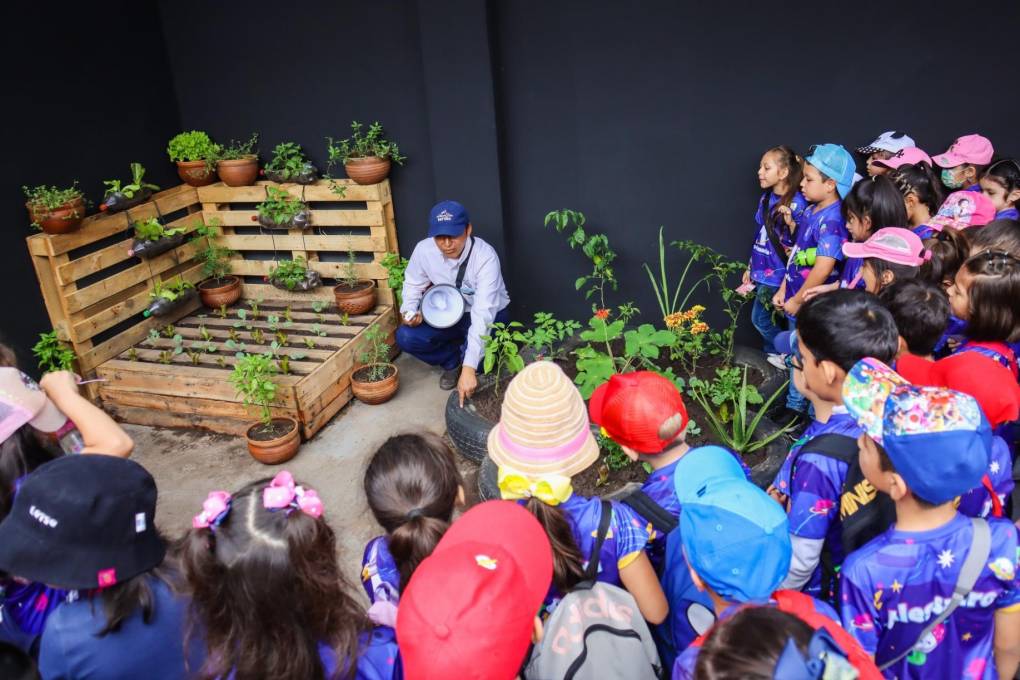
[100,189,153,214]
[264,162,319,185]
[144,288,198,318]
[344,156,391,185]
[175,160,217,187]
[257,209,311,230]
[27,197,86,235]
[129,232,188,259]
[270,270,322,292]
[216,157,259,187]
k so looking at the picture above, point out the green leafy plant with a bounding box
[144,328,161,347]
[187,347,203,365]
[216,356,227,368]
[167,131,221,166]
[264,142,311,181]
[157,334,184,365]
[283,306,293,323]
[275,330,289,346]
[327,121,406,166]
[229,352,280,429]
[381,252,409,306]
[482,321,526,392]
[227,327,240,343]
[664,305,709,377]
[127,348,139,362]
[520,312,580,359]
[134,217,185,242]
[161,324,176,338]
[644,226,712,321]
[216,304,228,319]
[339,312,349,326]
[688,367,793,456]
[358,325,392,381]
[190,219,235,282]
[248,298,262,321]
[199,325,213,342]
[544,209,617,311]
[311,300,330,314]
[572,309,675,399]
[302,336,317,349]
[23,183,85,229]
[257,186,307,225]
[103,163,159,199]
[310,323,328,337]
[225,338,247,357]
[251,328,265,345]
[339,242,360,288]
[32,331,76,373]
[149,277,194,303]
[215,132,259,161]
[269,257,311,291]
[266,314,280,332]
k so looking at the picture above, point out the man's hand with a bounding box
[458,366,478,407]
[402,312,423,327]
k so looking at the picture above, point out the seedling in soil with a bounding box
[248,298,262,321]
[158,350,173,364]
[199,325,213,342]
[161,324,176,338]
[275,330,288,346]
[302,337,316,350]
[251,328,265,345]
[283,306,293,323]
[127,348,138,362]
[201,342,218,354]
[216,304,228,319]
[311,300,329,314]
[216,356,227,368]
[228,327,240,343]
[277,355,291,375]
[339,312,350,326]
[144,328,160,347]
[267,314,280,332]
[187,349,202,365]
[310,324,327,337]
[316,313,326,323]
[225,338,247,358]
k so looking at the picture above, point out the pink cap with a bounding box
[929,191,997,231]
[843,227,932,266]
[873,147,933,170]
[933,134,994,168]
[0,368,68,444]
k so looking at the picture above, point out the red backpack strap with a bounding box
[772,590,883,680]
[981,474,1004,518]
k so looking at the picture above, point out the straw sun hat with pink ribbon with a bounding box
[487,361,599,478]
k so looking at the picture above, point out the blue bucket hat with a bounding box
[842,358,991,505]
[428,200,470,238]
[805,143,856,199]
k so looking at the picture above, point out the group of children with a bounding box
[0,133,1018,680]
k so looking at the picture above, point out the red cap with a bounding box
[396,501,552,680]
[897,352,1020,427]
[588,371,688,454]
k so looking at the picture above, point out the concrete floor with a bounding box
[127,353,475,584]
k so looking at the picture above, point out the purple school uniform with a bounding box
[839,256,866,289]
[912,223,937,241]
[750,191,805,287]
[957,436,1013,519]
[671,596,839,679]
[771,409,863,598]
[996,207,1019,220]
[841,514,1020,679]
[934,314,969,356]
[783,201,848,318]
[361,536,400,606]
[320,627,401,680]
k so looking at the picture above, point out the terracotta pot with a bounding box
[245,417,301,464]
[333,280,377,315]
[344,156,391,185]
[198,275,241,308]
[176,160,216,187]
[27,196,85,235]
[216,157,259,187]
[352,363,399,405]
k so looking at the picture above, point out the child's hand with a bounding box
[783,296,802,317]
[775,205,796,228]
[801,282,837,302]
[771,289,785,309]
[766,485,789,507]
[742,269,751,287]
[39,370,80,397]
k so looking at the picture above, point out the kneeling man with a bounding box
[397,200,510,405]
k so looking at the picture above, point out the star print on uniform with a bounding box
[962,632,972,641]
[937,549,955,568]
[990,460,1000,474]
[891,579,903,593]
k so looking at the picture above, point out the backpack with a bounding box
[523,500,661,680]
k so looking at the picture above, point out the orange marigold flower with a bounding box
[690,304,706,315]
[664,312,684,329]
[595,308,610,320]
[690,321,709,335]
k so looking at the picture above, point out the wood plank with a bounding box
[216,233,387,252]
[302,384,353,439]
[197,180,384,204]
[240,284,336,304]
[229,259,386,280]
[127,337,332,365]
[95,361,300,406]
[100,396,301,438]
[26,235,50,256]
[205,208,384,228]
[30,253,70,333]
[102,402,255,437]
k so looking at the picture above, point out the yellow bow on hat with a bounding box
[497,465,573,506]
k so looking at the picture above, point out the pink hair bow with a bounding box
[192,490,232,529]
[262,470,324,519]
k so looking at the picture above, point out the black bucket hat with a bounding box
[0,455,165,590]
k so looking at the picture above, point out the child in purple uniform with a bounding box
[979,159,1020,220]
[767,291,900,603]
[840,359,1020,679]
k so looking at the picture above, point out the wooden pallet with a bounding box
[95,298,398,438]
[27,179,401,437]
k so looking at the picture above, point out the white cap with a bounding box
[857,131,915,155]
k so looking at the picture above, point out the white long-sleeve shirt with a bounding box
[400,236,510,368]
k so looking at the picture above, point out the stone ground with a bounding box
[127,353,479,590]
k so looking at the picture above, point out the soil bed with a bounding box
[353,365,396,382]
[247,418,296,441]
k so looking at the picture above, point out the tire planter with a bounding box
[257,210,311,230]
[351,363,399,404]
[344,156,391,185]
[27,197,86,235]
[176,160,217,187]
[198,276,242,308]
[333,280,377,315]
[216,157,259,187]
[100,189,152,214]
[446,375,497,464]
[270,270,322,292]
[265,163,318,185]
[145,288,198,318]
[245,416,300,464]
[129,233,188,259]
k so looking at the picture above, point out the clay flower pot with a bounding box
[344,156,391,185]
[352,363,399,405]
[216,157,259,187]
[176,160,217,187]
[28,196,85,235]
[245,416,300,464]
[198,275,241,308]
[333,280,377,315]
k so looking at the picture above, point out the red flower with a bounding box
[251,215,258,222]
[99,203,108,212]
[595,309,610,320]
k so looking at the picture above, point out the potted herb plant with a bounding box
[191,220,241,308]
[381,251,409,307]
[327,121,406,185]
[128,217,188,258]
[263,142,318,184]
[32,330,77,374]
[269,257,322,292]
[144,276,197,318]
[256,186,311,230]
[351,326,398,404]
[230,352,300,464]
[215,133,260,187]
[100,163,159,213]
[167,131,221,187]
[333,242,377,314]
[23,183,86,234]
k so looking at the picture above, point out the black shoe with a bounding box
[772,407,806,428]
[440,367,461,391]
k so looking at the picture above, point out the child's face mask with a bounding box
[941,167,966,189]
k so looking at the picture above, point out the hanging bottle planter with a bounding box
[144,276,197,318]
[263,142,318,185]
[255,186,311,230]
[100,163,159,214]
[268,257,322,292]
[128,217,188,259]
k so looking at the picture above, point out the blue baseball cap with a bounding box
[673,445,747,505]
[773,330,801,359]
[805,143,856,199]
[842,358,991,505]
[678,477,791,603]
[428,200,470,238]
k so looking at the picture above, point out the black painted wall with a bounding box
[6,1,1020,364]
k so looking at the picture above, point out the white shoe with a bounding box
[766,353,788,370]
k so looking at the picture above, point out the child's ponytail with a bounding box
[891,164,944,215]
[958,250,1020,343]
[764,145,804,234]
[387,514,450,591]
[524,496,587,592]
[921,227,970,288]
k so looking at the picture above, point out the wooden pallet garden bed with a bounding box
[27,179,401,438]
